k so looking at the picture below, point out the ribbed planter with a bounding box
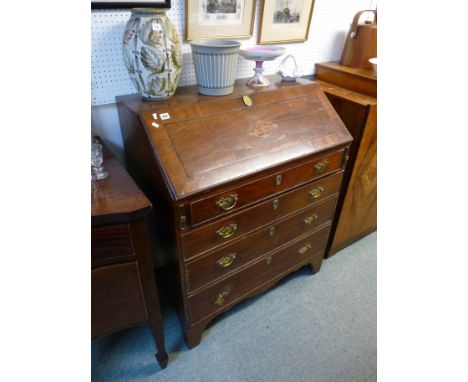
[122,8,182,100]
[190,40,241,96]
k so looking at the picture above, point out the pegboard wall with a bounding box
[92,0,376,105]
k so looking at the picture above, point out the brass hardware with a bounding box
[242,95,253,107]
[216,194,238,211]
[303,214,318,225]
[214,290,230,307]
[216,253,236,268]
[272,198,280,210]
[268,226,275,236]
[314,160,330,173]
[275,174,282,186]
[298,244,312,255]
[344,155,350,163]
[216,224,238,239]
[309,186,324,199]
[180,215,188,229]
[266,256,272,265]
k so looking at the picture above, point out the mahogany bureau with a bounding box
[117,76,353,348]
[91,140,168,368]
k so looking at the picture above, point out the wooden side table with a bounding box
[91,139,168,369]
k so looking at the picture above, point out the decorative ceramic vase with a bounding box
[190,40,241,96]
[122,8,182,100]
[239,46,285,88]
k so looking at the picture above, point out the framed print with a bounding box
[186,0,257,41]
[91,0,171,9]
[258,0,315,44]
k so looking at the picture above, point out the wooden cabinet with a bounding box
[315,62,377,256]
[91,141,168,368]
[117,76,352,348]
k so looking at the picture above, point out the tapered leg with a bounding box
[149,318,168,369]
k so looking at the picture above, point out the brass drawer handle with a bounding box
[303,214,318,225]
[214,290,230,307]
[216,253,236,268]
[314,160,330,173]
[216,223,238,239]
[309,186,324,198]
[298,244,312,255]
[216,194,238,211]
[268,226,275,236]
[272,198,279,210]
[266,255,272,265]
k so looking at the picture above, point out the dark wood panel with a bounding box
[187,225,331,324]
[331,105,377,251]
[91,224,135,268]
[91,262,148,339]
[185,196,338,292]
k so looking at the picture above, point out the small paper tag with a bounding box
[152,22,162,31]
[160,113,170,120]
[152,113,158,120]
[151,122,160,129]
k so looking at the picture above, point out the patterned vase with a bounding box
[122,8,182,100]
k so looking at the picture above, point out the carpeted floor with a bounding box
[92,232,376,382]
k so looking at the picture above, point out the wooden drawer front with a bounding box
[187,224,330,323]
[182,171,343,259]
[185,196,337,292]
[190,149,345,226]
[92,262,148,338]
[92,224,135,268]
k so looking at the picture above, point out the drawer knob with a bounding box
[309,186,325,198]
[268,226,276,236]
[266,255,272,265]
[275,174,282,186]
[216,253,236,268]
[216,194,238,210]
[298,244,312,255]
[214,290,230,307]
[216,223,238,239]
[314,160,330,173]
[303,214,318,225]
[272,198,280,210]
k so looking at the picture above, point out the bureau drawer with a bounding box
[187,224,331,324]
[185,195,337,292]
[182,171,343,259]
[92,224,135,268]
[190,149,345,226]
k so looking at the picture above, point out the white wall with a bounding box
[91,0,377,161]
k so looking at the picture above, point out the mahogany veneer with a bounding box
[314,61,377,255]
[117,76,353,348]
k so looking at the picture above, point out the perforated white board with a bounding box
[92,0,376,105]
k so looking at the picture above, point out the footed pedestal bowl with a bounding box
[239,46,285,88]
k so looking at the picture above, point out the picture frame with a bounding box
[185,0,257,41]
[91,0,171,10]
[258,0,315,44]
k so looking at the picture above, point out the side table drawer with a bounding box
[92,224,135,268]
[187,224,330,324]
[92,261,148,338]
[190,149,345,226]
[182,171,343,259]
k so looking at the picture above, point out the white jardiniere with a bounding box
[122,8,182,100]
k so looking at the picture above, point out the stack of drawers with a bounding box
[182,152,345,326]
[117,77,352,348]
